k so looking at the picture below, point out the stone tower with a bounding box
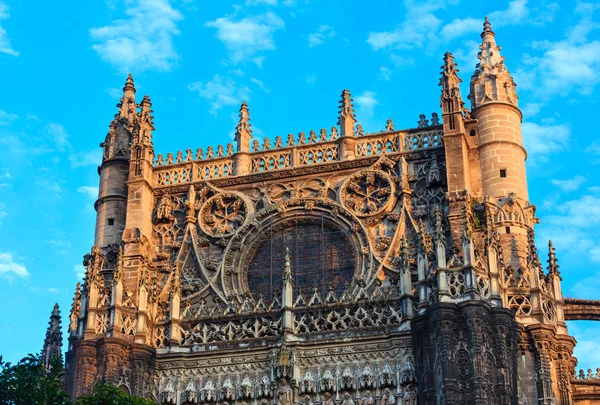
[64,18,600,405]
[95,74,137,249]
[470,17,526,201]
[41,303,63,372]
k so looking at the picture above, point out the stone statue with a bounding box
[156,194,174,223]
[323,392,334,405]
[277,379,293,405]
[361,391,375,405]
[303,395,314,405]
[342,392,355,405]
[381,388,394,405]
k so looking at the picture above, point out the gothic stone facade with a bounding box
[65,19,600,405]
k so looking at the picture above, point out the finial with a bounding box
[547,240,560,276]
[338,89,357,137]
[123,73,136,94]
[481,16,495,38]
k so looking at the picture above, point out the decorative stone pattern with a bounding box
[63,18,598,405]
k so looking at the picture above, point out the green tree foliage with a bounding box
[0,354,71,405]
[0,354,157,405]
[76,384,157,405]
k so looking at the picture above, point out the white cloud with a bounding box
[440,1,556,43]
[206,11,284,65]
[0,252,28,278]
[520,103,544,117]
[90,0,183,73]
[78,186,99,200]
[567,321,600,372]
[440,17,481,42]
[551,176,587,192]
[367,10,441,51]
[0,109,17,125]
[251,77,269,92]
[0,2,18,56]
[354,91,379,119]
[308,25,335,47]
[378,67,391,81]
[188,75,251,114]
[515,7,600,96]
[45,123,70,152]
[374,0,556,60]
[546,195,600,229]
[74,264,86,280]
[537,195,600,277]
[521,122,570,164]
[70,149,102,168]
[488,0,530,26]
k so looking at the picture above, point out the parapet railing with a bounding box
[574,369,600,381]
[153,125,443,186]
[174,283,403,346]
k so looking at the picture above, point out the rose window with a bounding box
[247,220,357,301]
[199,193,248,237]
[340,171,393,216]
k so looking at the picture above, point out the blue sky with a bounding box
[0,0,599,372]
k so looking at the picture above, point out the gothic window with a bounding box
[247,217,357,301]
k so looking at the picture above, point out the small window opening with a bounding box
[470,130,476,137]
[505,227,511,234]
[107,218,115,226]
[500,169,507,178]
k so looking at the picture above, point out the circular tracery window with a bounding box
[247,221,357,301]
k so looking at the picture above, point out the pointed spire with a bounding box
[337,89,357,137]
[470,17,518,109]
[547,240,560,276]
[439,52,463,94]
[439,52,468,127]
[139,95,154,128]
[235,102,253,153]
[69,282,81,333]
[41,303,63,371]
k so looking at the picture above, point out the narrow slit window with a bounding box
[505,226,511,234]
[107,218,115,226]
[500,169,507,178]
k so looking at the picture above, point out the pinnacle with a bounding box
[337,89,356,134]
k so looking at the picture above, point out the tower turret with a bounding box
[470,17,527,201]
[95,74,138,249]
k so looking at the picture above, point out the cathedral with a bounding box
[62,18,600,404]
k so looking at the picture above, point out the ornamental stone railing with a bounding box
[175,283,404,347]
[153,123,444,187]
